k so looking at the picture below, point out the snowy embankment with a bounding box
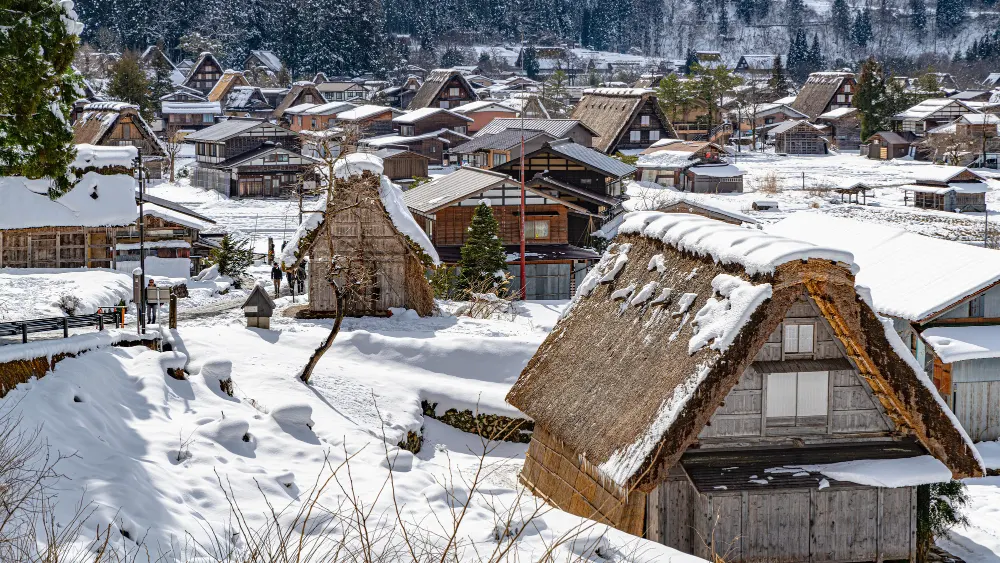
[0,269,133,321]
[2,300,699,562]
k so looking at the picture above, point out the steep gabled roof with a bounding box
[273,82,325,118]
[247,50,283,73]
[393,107,473,124]
[545,139,636,178]
[406,69,479,110]
[402,166,514,215]
[449,130,552,154]
[72,103,167,157]
[790,71,853,118]
[208,70,250,102]
[182,52,223,85]
[571,88,676,153]
[184,118,293,142]
[507,212,983,491]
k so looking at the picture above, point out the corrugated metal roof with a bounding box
[449,130,550,154]
[402,167,513,214]
[184,119,272,142]
[475,118,591,138]
[546,141,636,178]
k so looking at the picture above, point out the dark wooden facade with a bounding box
[376,150,429,180]
[0,228,115,269]
[772,121,828,155]
[433,204,569,247]
[182,53,224,96]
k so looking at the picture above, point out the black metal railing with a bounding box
[0,307,126,344]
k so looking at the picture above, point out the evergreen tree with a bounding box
[787,29,809,80]
[108,51,155,121]
[210,234,253,286]
[850,9,873,48]
[683,49,698,75]
[458,203,507,290]
[718,1,731,35]
[831,0,852,40]
[736,0,755,24]
[522,45,540,79]
[787,0,806,32]
[808,33,823,71]
[656,73,691,123]
[854,56,890,140]
[441,46,464,68]
[909,0,927,31]
[768,56,790,98]
[753,0,771,20]
[935,0,966,36]
[149,50,175,103]
[1,0,81,197]
[546,70,569,101]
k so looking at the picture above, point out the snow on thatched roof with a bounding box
[73,104,166,157]
[790,71,853,118]
[406,69,479,110]
[280,154,438,267]
[507,212,982,490]
[0,146,138,230]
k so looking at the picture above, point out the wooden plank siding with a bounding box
[0,227,115,269]
[432,204,569,247]
[953,380,1000,441]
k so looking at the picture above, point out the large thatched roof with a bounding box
[407,69,478,110]
[570,88,676,153]
[506,212,983,491]
[790,71,853,119]
[72,102,167,157]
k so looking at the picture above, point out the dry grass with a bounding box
[753,171,782,194]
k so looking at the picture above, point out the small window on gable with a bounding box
[766,371,829,427]
[449,87,460,97]
[783,323,814,354]
[640,115,650,126]
[970,294,985,317]
[649,130,660,141]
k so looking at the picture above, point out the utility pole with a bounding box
[519,102,527,300]
[137,149,147,335]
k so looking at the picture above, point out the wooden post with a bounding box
[169,294,178,329]
[21,324,27,344]
[62,317,68,338]
[98,313,104,331]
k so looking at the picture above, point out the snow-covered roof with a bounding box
[285,101,356,116]
[895,98,977,120]
[0,165,138,230]
[450,100,515,114]
[900,181,989,195]
[248,50,282,73]
[161,101,221,114]
[767,213,1000,322]
[774,95,797,104]
[767,119,824,136]
[142,203,213,231]
[393,107,472,124]
[619,211,855,276]
[362,129,468,148]
[817,107,858,120]
[335,105,399,121]
[687,163,743,177]
[581,87,653,96]
[281,154,438,266]
[636,150,698,169]
[923,326,1000,363]
[83,101,138,112]
[115,240,191,251]
[911,165,985,184]
[72,144,136,169]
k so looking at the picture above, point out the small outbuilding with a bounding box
[242,284,276,329]
[864,131,912,160]
[506,212,983,561]
[768,120,828,155]
[679,163,744,193]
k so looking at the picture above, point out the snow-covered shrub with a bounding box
[57,294,82,316]
[200,359,234,397]
[270,403,314,429]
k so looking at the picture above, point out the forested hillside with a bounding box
[75,0,999,81]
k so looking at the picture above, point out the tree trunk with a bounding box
[299,285,346,384]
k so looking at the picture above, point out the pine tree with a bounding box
[909,0,927,31]
[108,51,155,121]
[808,34,823,71]
[831,0,852,40]
[935,0,966,36]
[718,1,731,35]
[787,29,809,80]
[787,0,806,31]
[522,45,540,79]
[736,0,755,24]
[851,9,873,48]
[768,56,790,98]
[458,203,507,290]
[754,0,771,20]
[441,46,464,68]
[1,0,81,198]
[149,50,175,103]
[210,234,253,285]
[854,57,890,141]
[656,73,691,123]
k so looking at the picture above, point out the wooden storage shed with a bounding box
[372,148,429,180]
[506,212,982,562]
[768,120,828,155]
[864,131,912,160]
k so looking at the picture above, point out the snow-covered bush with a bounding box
[270,403,314,429]
[57,294,82,316]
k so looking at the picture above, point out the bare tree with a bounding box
[920,131,978,165]
[162,125,184,183]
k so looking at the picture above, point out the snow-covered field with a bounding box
[0,268,133,321]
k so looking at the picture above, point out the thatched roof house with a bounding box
[72,102,167,178]
[281,154,437,317]
[407,69,478,110]
[506,212,982,560]
[571,88,676,154]
[790,71,856,119]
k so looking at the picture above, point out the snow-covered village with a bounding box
[4,0,1000,561]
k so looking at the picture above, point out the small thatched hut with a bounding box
[282,154,437,317]
[506,212,983,562]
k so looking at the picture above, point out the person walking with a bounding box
[145,279,158,324]
[296,262,306,293]
[286,267,297,295]
[271,263,283,297]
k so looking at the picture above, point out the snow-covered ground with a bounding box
[1,297,700,562]
[0,269,133,321]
